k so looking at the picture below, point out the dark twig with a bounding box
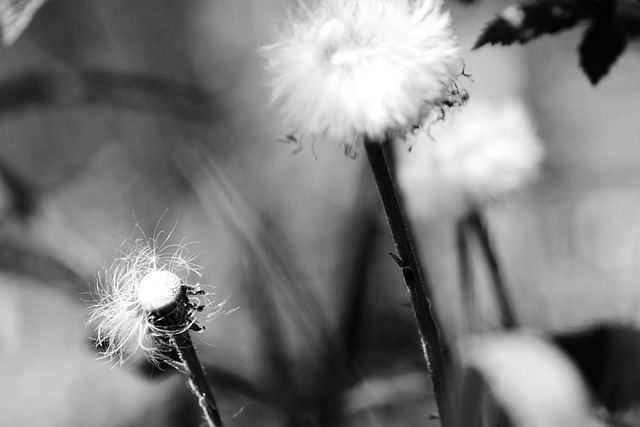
[364,137,455,427]
[171,330,224,427]
[157,295,224,427]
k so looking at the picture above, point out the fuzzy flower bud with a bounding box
[261,0,462,148]
[397,98,545,221]
[89,233,215,365]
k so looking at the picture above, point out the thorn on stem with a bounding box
[389,252,406,268]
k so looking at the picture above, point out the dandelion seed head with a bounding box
[261,0,462,148]
[137,270,183,312]
[89,231,212,365]
[397,98,545,221]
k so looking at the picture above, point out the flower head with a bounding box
[89,232,215,365]
[261,0,462,147]
[397,98,545,221]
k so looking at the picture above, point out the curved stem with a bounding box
[364,137,454,427]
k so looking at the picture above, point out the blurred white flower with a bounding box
[89,234,211,365]
[261,0,462,147]
[397,98,544,221]
[459,333,592,427]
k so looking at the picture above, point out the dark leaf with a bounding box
[553,324,640,414]
[578,20,627,84]
[474,1,585,49]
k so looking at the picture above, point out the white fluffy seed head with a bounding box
[89,232,207,365]
[136,270,183,312]
[261,0,462,148]
[397,98,545,221]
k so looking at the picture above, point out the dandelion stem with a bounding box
[364,136,455,427]
[154,294,224,427]
[171,329,224,427]
[466,210,519,329]
[456,220,476,333]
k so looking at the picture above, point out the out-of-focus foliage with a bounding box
[553,324,640,415]
[459,333,592,427]
[0,0,46,44]
[475,0,640,83]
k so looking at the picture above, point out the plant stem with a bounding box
[466,210,519,330]
[171,329,224,427]
[364,137,455,427]
[155,293,224,427]
[456,220,476,333]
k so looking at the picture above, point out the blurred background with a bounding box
[1,0,640,426]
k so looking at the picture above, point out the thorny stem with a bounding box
[364,137,455,427]
[465,210,519,330]
[171,330,224,427]
[156,295,224,427]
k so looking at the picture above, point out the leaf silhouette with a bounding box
[578,20,627,84]
[474,1,584,49]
